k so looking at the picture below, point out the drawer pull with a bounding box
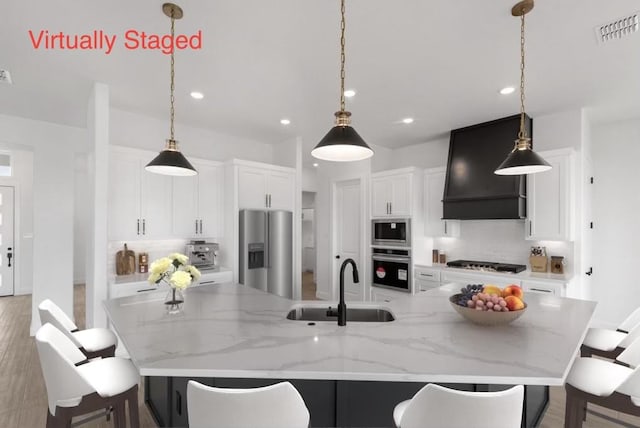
[200,281,216,285]
[530,288,552,293]
[136,288,155,293]
[419,273,434,278]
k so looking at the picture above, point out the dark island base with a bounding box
[146,376,548,427]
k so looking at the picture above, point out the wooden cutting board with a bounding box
[116,243,136,275]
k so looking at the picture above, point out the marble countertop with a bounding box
[104,282,595,385]
[111,266,232,285]
[415,263,573,284]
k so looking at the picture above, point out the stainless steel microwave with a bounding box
[372,218,411,247]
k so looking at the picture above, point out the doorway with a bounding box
[301,191,317,300]
[0,186,15,297]
[332,179,364,301]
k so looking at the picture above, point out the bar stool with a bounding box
[187,380,310,428]
[581,307,640,359]
[393,384,524,428]
[35,323,140,428]
[38,298,117,359]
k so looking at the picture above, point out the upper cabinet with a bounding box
[371,168,420,217]
[172,160,224,238]
[238,165,295,210]
[109,147,173,241]
[424,167,460,237]
[526,148,575,241]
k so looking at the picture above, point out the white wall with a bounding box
[0,113,84,334]
[74,153,88,284]
[389,137,450,170]
[302,167,318,192]
[591,117,640,327]
[110,108,273,164]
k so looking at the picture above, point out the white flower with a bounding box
[169,253,189,266]
[186,265,201,281]
[170,270,192,290]
[150,257,172,275]
[148,272,162,284]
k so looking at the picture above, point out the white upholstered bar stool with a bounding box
[35,323,140,428]
[581,307,640,359]
[565,334,640,427]
[393,384,524,428]
[187,380,310,428]
[38,298,118,359]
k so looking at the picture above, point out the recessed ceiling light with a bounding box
[313,163,319,167]
[500,87,516,95]
[402,117,414,124]
[190,91,204,99]
[344,89,356,98]
[280,118,291,125]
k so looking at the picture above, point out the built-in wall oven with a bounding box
[372,247,411,293]
[372,218,411,247]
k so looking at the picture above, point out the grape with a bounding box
[455,284,486,307]
[486,301,494,309]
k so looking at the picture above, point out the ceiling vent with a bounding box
[595,12,639,43]
[0,69,12,85]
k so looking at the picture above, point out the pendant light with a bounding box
[311,0,373,162]
[495,0,551,176]
[145,3,197,177]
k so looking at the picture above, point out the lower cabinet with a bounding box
[147,376,548,428]
[521,280,562,296]
[441,272,521,289]
[371,287,409,302]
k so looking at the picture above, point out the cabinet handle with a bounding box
[265,194,269,208]
[137,219,140,235]
[268,194,272,208]
[199,219,203,234]
[176,390,182,415]
[390,202,392,214]
[419,273,434,278]
[142,219,146,235]
[529,221,532,236]
[530,288,552,293]
[444,221,447,235]
[195,220,199,234]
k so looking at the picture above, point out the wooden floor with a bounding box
[2,286,639,427]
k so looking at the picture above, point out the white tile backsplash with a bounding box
[433,220,573,273]
[108,239,191,276]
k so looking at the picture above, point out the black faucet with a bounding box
[336,258,359,326]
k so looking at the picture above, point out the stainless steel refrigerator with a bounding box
[239,209,293,298]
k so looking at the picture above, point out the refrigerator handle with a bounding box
[265,213,271,268]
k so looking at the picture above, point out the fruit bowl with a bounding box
[449,294,527,326]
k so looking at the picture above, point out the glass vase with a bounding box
[164,288,185,314]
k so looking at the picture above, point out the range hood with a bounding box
[443,114,531,220]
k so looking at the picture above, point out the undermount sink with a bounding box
[286,305,395,322]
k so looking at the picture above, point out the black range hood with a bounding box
[443,114,531,220]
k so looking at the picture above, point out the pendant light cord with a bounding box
[518,11,526,139]
[339,0,346,113]
[170,10,176,142]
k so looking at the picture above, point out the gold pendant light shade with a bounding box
[495,0,551,176]
[145,3,197,177]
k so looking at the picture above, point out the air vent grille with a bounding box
[0,69,12,85]
[596,13,639,43]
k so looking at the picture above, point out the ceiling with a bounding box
[1,0,639,163]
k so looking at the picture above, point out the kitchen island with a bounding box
[104,282,595,427]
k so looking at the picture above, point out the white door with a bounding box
[390,175,411,216]
[0,186,14,296]
[582,158,594,300]
[334,179,363,301]
[108,152,142,240]
[141,169,173,238]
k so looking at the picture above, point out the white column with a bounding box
[85,83,110,328]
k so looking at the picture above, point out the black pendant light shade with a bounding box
[495,140,552,175]
[145,140,197,176]
[312,124,373,162]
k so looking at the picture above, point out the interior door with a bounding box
[334,179,362,301]
[0,186,15,296]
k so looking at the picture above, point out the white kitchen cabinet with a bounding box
[424,167,460,237]
[521,280,562,296]
[172,160,223,238]
[526,148,575,241]
[441,271,521,289]
[109,147,173,241]
[371,168,419,217]
[371,287,408,303]
[414,266,441,292]
[238,165,295,210]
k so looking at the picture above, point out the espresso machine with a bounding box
[186,240,219,271]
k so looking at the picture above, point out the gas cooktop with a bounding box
[446,260,526,274]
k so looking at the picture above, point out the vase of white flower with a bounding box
[148,253,201,314]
